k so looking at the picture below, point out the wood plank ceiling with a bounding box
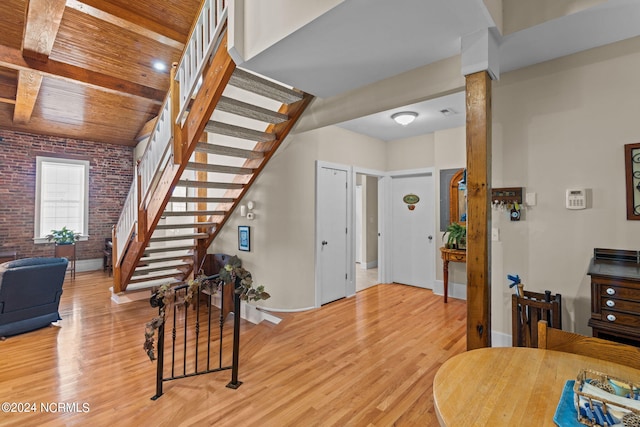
[0,0,202,146]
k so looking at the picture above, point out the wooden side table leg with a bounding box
[443,259,449,303]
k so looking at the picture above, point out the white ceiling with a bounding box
[336,91,466,142]
[240,0,640,142]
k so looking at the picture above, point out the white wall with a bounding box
[209,126,386,310]
[434,127,467,284]
[492,35,640,336]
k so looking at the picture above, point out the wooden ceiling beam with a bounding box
[14,69,43,123]
[22,0,67,62]
[0,97,16,105]
[66,0,185,49]
[0,44,164,103]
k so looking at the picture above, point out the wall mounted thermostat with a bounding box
[566,188,587,210]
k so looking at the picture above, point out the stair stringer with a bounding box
[115,34,236,293]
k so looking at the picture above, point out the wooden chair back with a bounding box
[512,290,562,348]
[537,320,640,370]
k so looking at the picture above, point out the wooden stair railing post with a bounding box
[195,136,209,274]
[112,225,121,292]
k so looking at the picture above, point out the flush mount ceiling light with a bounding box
[391,111,418,126]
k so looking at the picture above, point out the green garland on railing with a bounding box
[143,256,270,362]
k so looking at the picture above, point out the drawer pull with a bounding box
[606,300,615,308]
[606,288,616,296]
[606,314,616,322]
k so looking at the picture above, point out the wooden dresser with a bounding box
[587,248,640,347]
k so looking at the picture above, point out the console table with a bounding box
[587,248,640,346]
[440,247,466,303]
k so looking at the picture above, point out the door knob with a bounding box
[322,240,328,246]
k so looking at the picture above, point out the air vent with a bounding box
[439,108,457,117]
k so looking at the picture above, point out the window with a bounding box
[34,156,89,242]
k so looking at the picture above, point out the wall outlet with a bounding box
[491,228,500,241]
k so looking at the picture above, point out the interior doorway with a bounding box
[354,172,381,292]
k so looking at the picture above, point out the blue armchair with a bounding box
[0,257,68,337]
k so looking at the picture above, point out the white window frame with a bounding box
[34,156,90,244]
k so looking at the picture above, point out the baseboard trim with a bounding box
[209,294,282,325]
[432,279,467,301]
[257,306,316,313]
[491,330,512,347]
[76,258,103,273]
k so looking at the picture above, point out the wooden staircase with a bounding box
[112,8,312,294]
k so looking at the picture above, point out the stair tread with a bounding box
[195,142,265,160]
[217,96,288,124]
[126,278,182,291]
[169,196,234,203]
[130,270,184,283]
[185,162,253,175]
[143,245,194,253]
[155,222,217,229]
[176,180,244,190]
[163,210,226,216]
[205,121,275,143]
[229,68,304,104]
[150,233,208,241]
[135,260,191,271]
[133,266,185,276]
[139,253,193,264]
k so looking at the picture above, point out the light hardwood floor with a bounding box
[0,271,466,426]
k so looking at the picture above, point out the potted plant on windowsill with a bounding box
[46,226,80,245]
[443,222,466,250]
[47,227,80,262]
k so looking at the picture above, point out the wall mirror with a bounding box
[449,168,467,224]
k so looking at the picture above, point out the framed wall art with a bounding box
[625,142,640,220]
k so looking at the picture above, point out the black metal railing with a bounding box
[150,275,242,400]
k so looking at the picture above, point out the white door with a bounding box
[318,166,348,304]
[390,173,434,287]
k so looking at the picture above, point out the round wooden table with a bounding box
[433,347,640,426]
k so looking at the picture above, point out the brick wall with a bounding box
[0,129,134,261]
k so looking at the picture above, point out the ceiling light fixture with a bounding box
[152,61,167,72]
[391,111,418,126]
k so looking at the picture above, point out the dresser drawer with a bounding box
[597,284,640,302]
[600,297,640,314]
[601,309,640,328]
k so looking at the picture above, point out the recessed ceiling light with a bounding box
[391,111,418,126]
[152,61,167,72]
